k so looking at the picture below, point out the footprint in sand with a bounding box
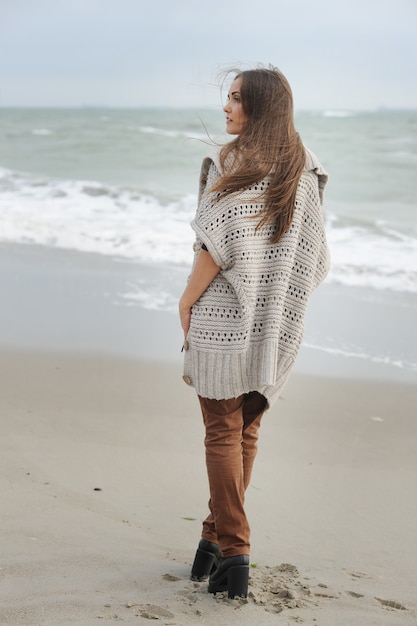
[137,604,175,619]
[162,573,181,581]
[345,569,371,579]
[375,597,407,611]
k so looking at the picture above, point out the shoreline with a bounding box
[1,242,416,383]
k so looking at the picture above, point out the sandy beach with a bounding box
[1,244,416,625]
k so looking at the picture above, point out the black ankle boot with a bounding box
[190,539,221,581]
[208,555,249,598]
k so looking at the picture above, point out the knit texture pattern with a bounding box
[183,147,330,408]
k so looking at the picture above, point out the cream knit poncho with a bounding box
[182,147,330,408]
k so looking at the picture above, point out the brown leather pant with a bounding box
[198,392,267,558]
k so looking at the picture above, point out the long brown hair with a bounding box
[212,66,306,243]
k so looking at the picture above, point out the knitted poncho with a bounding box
[182,147,330,408]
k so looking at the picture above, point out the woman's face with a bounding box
[223,77,247,135]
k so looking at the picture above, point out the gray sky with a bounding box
[1,0,416,110]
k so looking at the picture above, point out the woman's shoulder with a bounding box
[302,147,328,204]
[198,148,223,199]
[201,147,223,174]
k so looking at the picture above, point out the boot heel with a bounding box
[227,564,249,599]
[191,540,221,581]
[191,549,216,580]
[208,554,249,596]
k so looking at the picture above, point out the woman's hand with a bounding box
[179,300,192,337]
[178,248,221,339]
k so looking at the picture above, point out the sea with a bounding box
[1,107,416,378]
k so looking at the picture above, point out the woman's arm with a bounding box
[179,249,220,337]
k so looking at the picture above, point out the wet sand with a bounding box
[1,243,416,624]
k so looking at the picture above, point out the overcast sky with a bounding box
[1,0,416,110]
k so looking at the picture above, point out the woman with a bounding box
[179,66,330,599]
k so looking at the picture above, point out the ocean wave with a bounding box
[139,125,183,138]
[322,110,356,118]
[303,342,417,373]
[1,166,416,294]
[0,166,196,264]
[31,128,54,136]
[119,285,179,312]
[138,125,208,140]
[326,217,417,293]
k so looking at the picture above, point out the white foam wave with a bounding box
[120,286,178,312]
[322,110,355,118]
[0,166,195,265]
[1,166,416,294]
[139,125,182,138]
[326,218,417,293]
[303,342,417,373]
[138,125,208,140]
[32,128,54,136]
